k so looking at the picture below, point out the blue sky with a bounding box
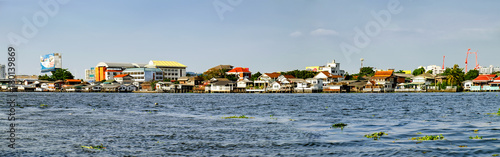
[1,0,499,79]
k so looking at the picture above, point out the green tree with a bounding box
[446,64,465,87]
[441,68,451,76]
[251,72,262,81]
[52,69,74,80]
[38,74,54,81]
[464,69,479,80]
[38,69,74,81]
[359,67,375,76]
[151,81,159,90]
[281,70,319,79]
[412,67,425,76]
[426,70,433,74]
[395,70,405,74]
[225,75,238,81]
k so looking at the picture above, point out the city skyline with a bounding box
[1,0,499,79]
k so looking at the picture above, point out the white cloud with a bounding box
[289,31,303,37]
[310,28,338,36]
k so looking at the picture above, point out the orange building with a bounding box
[95,62,145,82]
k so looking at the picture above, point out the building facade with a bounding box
[85,67,95,82]
[95,62,144,82]
[306,60,345,76]
[478,65,500,74]
[226,67,251,80]
[146,60,187,80]
[420,65,444,75]
[122,68,163,82]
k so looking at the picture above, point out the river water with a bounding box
[0,93,499,156]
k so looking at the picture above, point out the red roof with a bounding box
[114,74,130,78]
[264,73,281,78]
[494,76,500,81]
[473,75,496,82]
[374,70,394,77]
[282,75,296,79]
[65,79,81,83]
[227,67,251,73]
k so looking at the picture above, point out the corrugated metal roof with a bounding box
[150,60,187,68]
[96,62,142,68]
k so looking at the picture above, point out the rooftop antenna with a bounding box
[360,58,364,68]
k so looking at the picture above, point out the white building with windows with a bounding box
[478,65,500,74]
[323,60,345,76]
[85,67,95,82]
[122,68,164,83]
[420,65,444,75]
[306,60,345,76]
[146,60,187,80]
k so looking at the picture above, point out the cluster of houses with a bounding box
[2,59,498,93]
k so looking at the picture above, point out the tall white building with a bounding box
[419,65,444,75]
[306,60,345,76]
[323,60,345,76]
[478,65,500,74]
[85,67,95,82]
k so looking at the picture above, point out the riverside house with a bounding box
[226,67,252,80]
[246,73,280,92]
[313,71,343,86]
[471,74,498,91]
[114,74,133,84]
[363,70,395,93]
[206,78,234,93]
[395,73,434,92]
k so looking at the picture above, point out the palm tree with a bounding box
[446,64,465,87]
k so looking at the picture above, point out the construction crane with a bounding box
[465,48,479,72]
[442,56,445,70]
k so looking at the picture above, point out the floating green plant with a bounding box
[223,115,253,119]
[81,144,106,150]
[331,123,347,130]
[474,129,478,133]
[410,134,445,141]
[469,135,483,139]
[458,145,467,148]
[485,108,500,115]
[492,154,499,156]
[289,119,295,121]
[40,104,48,107]
[270,115,277,120]
[416,132,423,134]
[364,132,387,140]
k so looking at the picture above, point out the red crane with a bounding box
[465,48,479,72]
[442,56,445,70]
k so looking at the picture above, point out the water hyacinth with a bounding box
[364,132,388,140]
[81,144,106,150]
[410,134,445,141]
[223,115,253,119]
[331,123,348,130]
[469,135,483,140]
